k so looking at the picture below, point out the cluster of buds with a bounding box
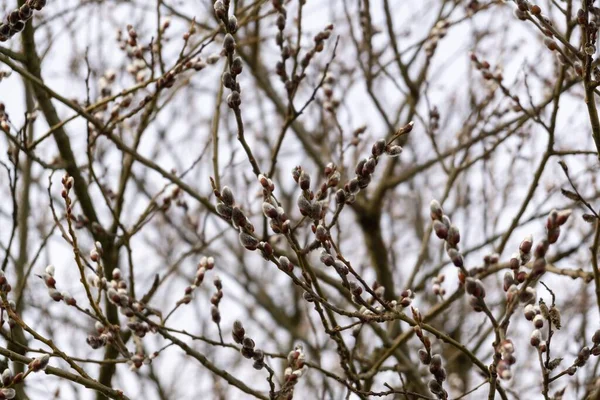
[573,345,594,369]
[300,25,334,70]
[161,186,188,213]
[531,210,570,279]
[156,70,177,91]
[511,234,533,270]
[513,1,542,20]
[294,166,328,221]
[125,316,151,339]
[424,20,448,57]
[232,321,265,370]
[496,339,516,380]
[0,1,44,42]
[0,368,22,399]
[546,209,571,244]
[103,269,150,339]
[272,0,292,87]
[87,321,113,350]
[429,106,440,133]
[322,163,341,191]
[28,354,50,372]
[504,236,534,305]
[41,265,76,306]
[1,367,22,390]
[124,57,149,84]
[469,53,507,90]
[181,19,196,42]
[283,345,307,389]
[210,277,223,325]
[413,309,448,399]
[350,125,366,146]
[214,185,273,258]
[319,250,348,276]
[262,194,291,235]
[0,103,8,132]
[483,253,500,267]
[431,274,446,297]
[98,70,117,98]
[118,25,152,83]
[183,55,207,73]
[177,256,215,305]
[525,300,560,353]
[430,200,466,276]
[335,131,406,206]
[523,303,542,322]
[214,1,244,109]
[322,73,340,113]
[61,173,76,217]
[559,330,600,375]
[398,289,414,308]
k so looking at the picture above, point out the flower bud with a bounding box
[509,254,520,270]
[503,272,515,292]
[1,369,12,386]
[371,139,386,157]
[430,200,443,221]
[469,296,484,312]
[319,251,334,267]
[465,278,485,298]
[220,186,235,206]
[299,171,311,190]
[223,34,236,53]
[228,15,238,33]
[214,0,226,19]
[532,258,546,277]
[433,220,448,239]
[0,388,15,399]
[239,232,259,251]
[446,248,463,268]
[519,287,536,304]
[315,225,328,242]
[447,225,460,247]
[418,349,431,364]
[278,256,293,272]
[262,202,278,219]
[556,209,572,226]
[524,304,536,321]
[519,234,533,254]
[385,145,403,157]
[232,320,245,343]
[592,329,600,344]
[428,379,444,396]
[30,354,50,372]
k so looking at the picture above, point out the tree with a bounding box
[1,0,600,399]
